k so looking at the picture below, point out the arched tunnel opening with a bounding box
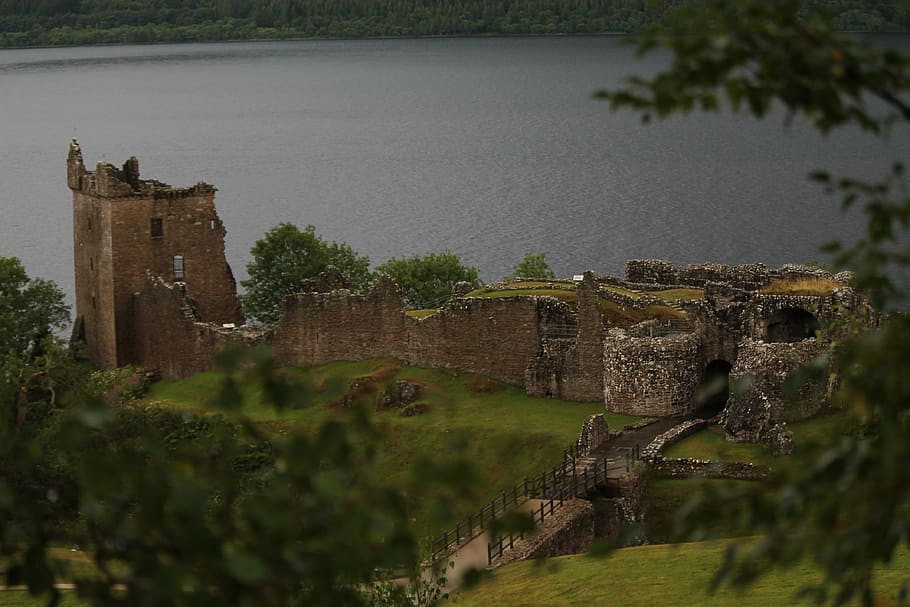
[695,359,732,418]
[764,307,819,343]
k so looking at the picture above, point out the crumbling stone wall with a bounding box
[625,259,834,292]
[742,291,869,343]
[560,272,605,401]
[525,273,605,402]
[525,339,575,399]
[69,140,243,369]
[133,274,261,379]
[603,329,702,416]
[624,259,679,285]
[724,338,824,442]
[575,414,610,456]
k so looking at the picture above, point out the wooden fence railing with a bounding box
[427,440,642,566]
[486,454,622,565]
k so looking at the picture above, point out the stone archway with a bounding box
[764,307,818,343]
[696,359,732,417]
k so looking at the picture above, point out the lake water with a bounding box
[1,36,907,311]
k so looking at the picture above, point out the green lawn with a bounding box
[146,359,637,543]
[661,409,856,467]
[451,540,910,607]
[663,425,774,465]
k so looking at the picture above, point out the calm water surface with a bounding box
[1,36,907,311]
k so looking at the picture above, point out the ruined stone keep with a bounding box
[68,140,244,369]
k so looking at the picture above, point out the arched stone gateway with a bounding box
[696,359,732,417]
[764,307,818,343]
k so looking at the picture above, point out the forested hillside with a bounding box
[0,0,906,47]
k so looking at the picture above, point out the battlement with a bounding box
[67,139,214,199]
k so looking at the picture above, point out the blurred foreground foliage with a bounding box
[1,346,468,606]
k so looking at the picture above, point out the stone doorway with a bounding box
[696,359,732,417]
[765,307,818,343]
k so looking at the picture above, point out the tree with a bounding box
[0,257,70,426]
[240,223,373,326]
[375,250,482,309]
[602,1,910,604]
[503,251,556,282]
[0,257,69,366]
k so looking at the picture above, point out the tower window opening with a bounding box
[151,217,163,239]
[173,255,185,281]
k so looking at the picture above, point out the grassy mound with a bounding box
[463,285,687,328]
[146,359,638,543]
[761,278,842,296]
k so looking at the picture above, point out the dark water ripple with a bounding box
[0,36,906,313]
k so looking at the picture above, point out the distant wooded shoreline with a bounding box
[1,1,907,49]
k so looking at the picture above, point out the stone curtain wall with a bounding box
[273,284,581,389]
[525,339,574,399]
[273,276,408,367]
[133,274,262,379]
[408,296,547,385]
[603,329,702,416]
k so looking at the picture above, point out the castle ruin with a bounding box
[69,143,875,442]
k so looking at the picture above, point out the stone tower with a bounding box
[68,140,244,369]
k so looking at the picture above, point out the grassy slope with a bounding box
[146,359,637,542]
[451,541,910,607]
